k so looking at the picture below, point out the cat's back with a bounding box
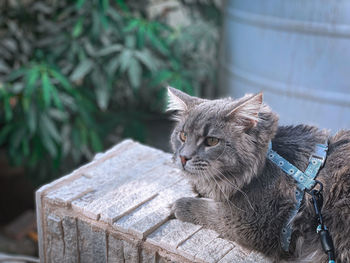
[327,129,350,169]
[322,129,350,201]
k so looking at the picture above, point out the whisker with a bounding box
[204,168,247,213]
[210,166,256,213]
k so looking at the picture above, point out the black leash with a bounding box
[307,181,336,263]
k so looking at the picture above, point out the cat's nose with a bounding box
[180,155,191,167]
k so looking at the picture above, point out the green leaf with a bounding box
[124,19,139,32]
[78,121,88,146]
[147,31,169,55]
[72,18,84,38]
[51,86,63,110]
[137,26,146,48]
[25,67,39,96]
[107,8,121,22]
[125,35,136,49]
[95,85,109,110]
[59,93,77,111]
[106,57,120,76]
[40,128,57,157]
[61,124,71,157]
[96,44,123,56]
[92,10,101,38]
[27,105,37,134]
[90,131,103,152]
[50,69,72,92]
[128,58,142,88]
[21,97,30,111]
[41,71,52,107]
[70,59,94,81]
[40,114,61,143]
[4,95,13,121]
[115,0,129,12]
[99,10,109,29]
[76,0,86,9]
[6,68,26,82]
[48,109,68,121]
[92,70,109,110]
[118,50,132,73]
[101,0,109,12]
[134,50,156,72]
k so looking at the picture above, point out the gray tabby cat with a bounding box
[167,87,350,263]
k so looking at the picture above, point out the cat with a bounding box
[167,87,350,263]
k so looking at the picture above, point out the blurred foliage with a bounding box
[0,0,222,184]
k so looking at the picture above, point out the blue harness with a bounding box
[267,141,328,251]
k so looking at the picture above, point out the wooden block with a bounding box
[37,140,272,263]
[177,228,220,260]
[194,238,234,263]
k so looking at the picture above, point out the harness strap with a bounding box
[267,141,328,251]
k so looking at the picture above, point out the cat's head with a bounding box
[167,87,279,187]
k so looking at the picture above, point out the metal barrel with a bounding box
[220,0,350,131]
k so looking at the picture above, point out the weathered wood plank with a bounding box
[77,219,93,263]
[61,216,79,263]
[107,234,124,263]
[113,178,196,238]
[147,219,202,253]
[46,214,64,263]
[91,227,107,263]
[128,207,171,239]
[217,247,247,263]
[75,160,180,221]
[194,238,234,263]
[123,240,139,263]
[140,249,157,263]
[45,176,94,206]
[245,251,271,263]
[177,228,220,260]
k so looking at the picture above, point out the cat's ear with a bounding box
[166,86,201,112]
[226,92,263,129]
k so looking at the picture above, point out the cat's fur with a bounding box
[167,87,350,263]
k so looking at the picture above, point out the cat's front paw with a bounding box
[171,197,198,224]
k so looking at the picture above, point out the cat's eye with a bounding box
[205,137,219,147]
[179,131,187,142]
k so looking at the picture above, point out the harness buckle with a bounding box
[310,144,328,166]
